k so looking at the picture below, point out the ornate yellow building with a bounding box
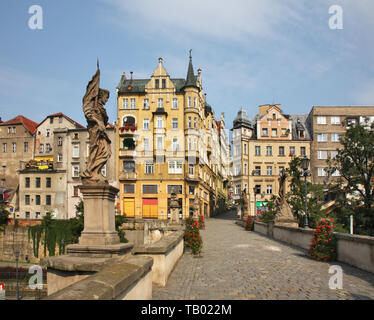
[115,55,230,220]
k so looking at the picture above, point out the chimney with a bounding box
[130,72,133,80]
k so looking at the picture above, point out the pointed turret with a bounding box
[182,50,199,90]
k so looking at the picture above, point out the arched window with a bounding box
[122,115,136,127]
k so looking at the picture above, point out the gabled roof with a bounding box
[38,112,85,129]
[0,115,38,134]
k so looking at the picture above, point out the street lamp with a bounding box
[14,249,20,300]
[301,156,310,229]
[253,187,257,218]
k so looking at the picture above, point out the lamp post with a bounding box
[14,249,20,300]
[253,187,257,218]
[301,156,310,229]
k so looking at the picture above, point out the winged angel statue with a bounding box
[81,64,111,184]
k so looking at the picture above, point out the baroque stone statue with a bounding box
[169,190,180,223]
[81,64,112,185]
[274,171,298,227]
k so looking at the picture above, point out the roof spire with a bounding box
[184,49,197,89]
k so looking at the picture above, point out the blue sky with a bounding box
[1,0,374,129]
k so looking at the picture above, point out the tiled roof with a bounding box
[38,112,85,129]
[0,115,38,134]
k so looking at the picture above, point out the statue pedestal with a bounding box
[76,184,120,246]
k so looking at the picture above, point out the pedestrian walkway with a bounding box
[153,211,374,300]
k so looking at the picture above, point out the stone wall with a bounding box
[254,221,374,274]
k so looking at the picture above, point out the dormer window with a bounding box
[272,113,276,120]
[162,79,166,89]
[299,130,305,138]
[155,79,159,89]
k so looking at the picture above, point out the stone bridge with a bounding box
[153,211,374,300]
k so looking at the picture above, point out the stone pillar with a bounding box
[76,184,120,246]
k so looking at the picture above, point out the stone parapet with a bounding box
[44,255,153,300]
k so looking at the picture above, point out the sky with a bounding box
[1,0,374,130]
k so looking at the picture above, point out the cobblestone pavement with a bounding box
[153,211,374,300]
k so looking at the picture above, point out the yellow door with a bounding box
[142,198,158,218]
[123,198,135,218]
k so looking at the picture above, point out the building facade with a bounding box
[232,105,311,217]
[0,115,37,191]
[307,106,374,187]
[116,56,230,220]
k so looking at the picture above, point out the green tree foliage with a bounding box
[328,123,374,235]
[259,195,277,223]
[286,157,325,228]
[115,215,128,243]
[0,203,10,227]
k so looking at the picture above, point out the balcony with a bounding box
[119,171,137,181]
[119,148,136,158]
[119,125,137,137]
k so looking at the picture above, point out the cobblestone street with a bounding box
[153,211,374,300]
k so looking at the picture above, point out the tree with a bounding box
[329,122,374,210]
[286,157,325,228]
[0,204,10,227]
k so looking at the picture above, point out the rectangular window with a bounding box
[46,129,50,137]
[266,166,273,176]
[172,138,178,152]
[272,128,277,137]
[143,138,149,151]
[58,154,63,162]
[254,166,261,176]
[172,118,178,129]
[36,177,41,188]
[289,146,295,156]
[124,184,135,193]
[168,161,183,174]
[74,186,79,197]
[318,168,327,177]
[143,98,149,110]
[162,79,166,89]
[58,137,63,146]
[25,212,30,219]
[267,185,273,194]
[317,116,327,125]
[244,144,247,155]
[194,117,197,128]
[143,119,150,130]
[2,143,6,153]
[156,116,163,128]
[318,150,328,160]
[279,146,285,156]
[188,117,192,128]
[130,98,136,109]
[35,195,41,206]
[193,97,197,108]
[46,143,51,152]
[254,185,261,194]
[157,136,163,150]
[266,146,272,156]
[188,97,191,108]
[172,98,178,109]
[12,142,16,153]
[24,142,28,153]
[330,150,338,159]
[123,161,135,173]
[25,177,30,188]
[25,195,30,205]
[281,128,287,136]
[331,133,340,142]
[46,195,51,206]
[262,128,268,136]
[279,166,285,175]
[39,144,44,153]
[235,164,241,176]
[167,185,182,194]
[35,212,40,219]
[155,79,159,89]
[143,184,158,194]
[189,186,195,195]
[317,133,327,142]
[123,98,128,109]
[46,177,51,188]
[300,147,306,156]
[158,98,163,108]
[189,164,194,175]
[145,161,154,174]
[235,185,241,195]
[73,145,79,158]
[73,166,80,177]
[331,116,340,125]
[255,146,261,156]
